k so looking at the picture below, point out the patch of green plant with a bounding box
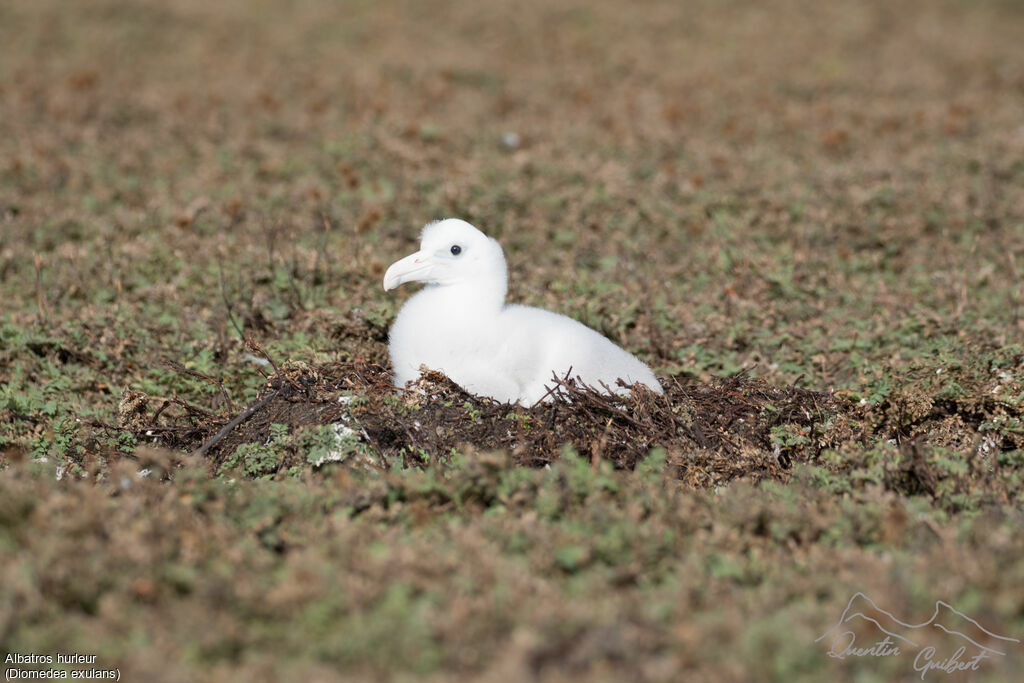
[298,423,361,468]
[219,423,290,478]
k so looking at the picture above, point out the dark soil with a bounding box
[128,358,851,485]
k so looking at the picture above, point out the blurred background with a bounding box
[3,2,1021,385]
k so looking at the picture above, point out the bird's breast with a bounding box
[392,295,503,361]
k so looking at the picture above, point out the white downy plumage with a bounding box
[383,219,663,405]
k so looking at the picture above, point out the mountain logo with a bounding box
[816,592,1019,678]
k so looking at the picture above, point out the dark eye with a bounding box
[450,245,462,255]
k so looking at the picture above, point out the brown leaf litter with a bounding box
[122,360,858,488]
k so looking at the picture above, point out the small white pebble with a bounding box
[502,131,520,149]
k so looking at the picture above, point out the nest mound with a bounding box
[126,361,856,488]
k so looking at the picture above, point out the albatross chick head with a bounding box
[382,219,506,294]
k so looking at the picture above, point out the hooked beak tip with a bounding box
[383,250,432,292]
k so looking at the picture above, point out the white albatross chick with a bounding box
[383,219,663,405]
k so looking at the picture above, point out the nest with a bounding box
[123,360,855,488]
